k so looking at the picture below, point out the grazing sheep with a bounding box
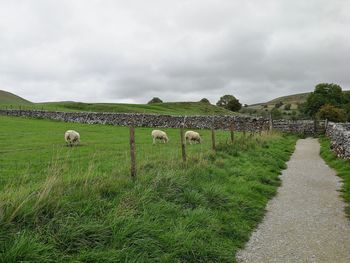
[185,131,201,144]
[151,130,169,144]
[65,130,80,147]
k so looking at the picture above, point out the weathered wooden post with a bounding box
[313,117,318,135]
[211,127,216,150]
[230,123,234,143]
[180,124,186,162]
[324,119,328,134]
[243,120,246,137]
[129,126,136,178]
[211,116,216,150]
[269,113,273,132]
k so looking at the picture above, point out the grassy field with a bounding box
[0,116,297,262]
[319,137,350,217]
[0,89,234,116]
[0,101,234,116]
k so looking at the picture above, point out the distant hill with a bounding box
[0,90,234,116]
[250,90,350,109]
[0,90,32,105]
[35,101,235,116]
[264,92,310,105]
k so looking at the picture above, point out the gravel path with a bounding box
[236,138,350,263]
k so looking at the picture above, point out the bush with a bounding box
[274,101,283,109]
[199,98,210,104]
[148,97,163,104]
[317,104,347,122]
[284,104,291,111]
[271,108,283,119]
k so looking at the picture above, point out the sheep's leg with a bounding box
[153,137,156,145]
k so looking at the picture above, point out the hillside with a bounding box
[0,90,234,116]
[35,101,235,116]
[0,90,32,105]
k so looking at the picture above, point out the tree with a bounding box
[274,101,283,109]
[304,83,343,116]
[271,108,283,119]
[199,98,210,104]
[216,95,242,112]
[148,97,163,104]
[317,104,347,122]
[284,104,291,111]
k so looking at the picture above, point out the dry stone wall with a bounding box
[0,109,269,131]
[326,122,350,160]
[272,119,325,134]
[0,109,324,134]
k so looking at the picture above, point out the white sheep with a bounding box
[151,130,169,144]
[185,131,202,144]
[65,130,80,146]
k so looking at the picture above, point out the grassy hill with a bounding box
[0,90,234,116]
[243,90,350,119]
[0,90,32,105]
[34,101,235,116]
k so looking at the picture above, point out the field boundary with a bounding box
[0,109,325,134]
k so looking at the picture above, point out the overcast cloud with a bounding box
[0,0,349,104]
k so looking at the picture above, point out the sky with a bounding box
[0,0,349,105]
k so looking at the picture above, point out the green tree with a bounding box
[199,98,210,104]
[271,108,283,119]
[317,104,347,122]
[148,97,163,104]
[305,83,343,116]
[284,104,291,110]
[216,95,242,111]
[274,101,283,109]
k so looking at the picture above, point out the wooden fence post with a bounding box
[180,125,186,162]
[269,113,273,132]
[313,117,318,135]
[230,123,234,143]
[129,126,136,178]
[211,127,216,150]
[243,121,246,137]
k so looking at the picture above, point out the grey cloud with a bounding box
[0,0,350,105]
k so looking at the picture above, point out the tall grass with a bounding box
[319,136,350,217]
[0,116,297,262]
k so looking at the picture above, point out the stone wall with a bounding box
[0,109,269,131]
[272,119,325,134]
[0,109,324,134]
[326,122,350,160]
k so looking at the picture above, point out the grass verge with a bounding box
[319,136,350,217]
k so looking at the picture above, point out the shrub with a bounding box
[317,104,347,122]
[199,98,210,104]
[284,104,291,111]
[148,97,163,104]
[271,108,283,119]
[274,101,283,109]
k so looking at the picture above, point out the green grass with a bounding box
[1,101,234,116]
[319,136,350,217]
[0,116,297,262]
[0,90,32,105]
